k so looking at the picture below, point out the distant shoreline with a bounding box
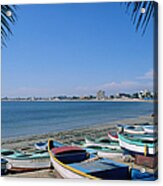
[1,99,154,103]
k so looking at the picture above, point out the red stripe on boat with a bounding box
[52,146,85,155]
[108,132,118,138]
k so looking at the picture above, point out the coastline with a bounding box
[1,114,154,149]
[1,99,154,103]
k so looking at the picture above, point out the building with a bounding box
[96,90,106,100]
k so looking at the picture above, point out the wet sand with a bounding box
[2,115,156,178]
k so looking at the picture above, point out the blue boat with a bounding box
[35,141,64,150]
[48,139,130,180]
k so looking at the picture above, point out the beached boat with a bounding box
[35,142,48,150]
[85,137,120,150]
[123,125,145,135]
[108,131,119,141]
[118,133,157,156]
[130,168,157,181]
[4,151,50,172]
[35,141,64,150]
[124,133,157,142]
[48,139,130,179]
[1,158,8,175]
[143,125,157,134]
[72,141,123,159]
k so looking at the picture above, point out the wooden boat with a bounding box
[1,149,23,158]
[118,133,157,156]
[48,139,130,179]
[143,125,157,134]
[4,151,50,172]
[123,133,157,142]
[130,168,157,180]
[35,142,48,150]
[35,141,63,150]
[108,131,119,141]
[72,141,123,159]
[1,158,8,175]
[123,125,145,135]
[85,137,120,150]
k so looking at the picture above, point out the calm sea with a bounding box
[1,101,153,138]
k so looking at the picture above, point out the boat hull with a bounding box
[85,138,120,150]
[50,155,85,178]
[6,157,50,172]
[118,134,157,156]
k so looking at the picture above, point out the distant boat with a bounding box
[34,142,48,150]
[130,168,157,181]
[143,125,157,134]
[85,136,120,150]
[123,125,145,135]
[48,139,130,180]
[108,131,119,141]
[118,133,157,156]
[1,158,8,175]
[72,141,123,159]
[35,141,64,150]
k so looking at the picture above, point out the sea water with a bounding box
[1,101,153,138]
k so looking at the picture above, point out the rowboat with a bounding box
[121,131,157,142]
[48,139,130,180]
[123,125,145,135]
[108,131,119,141]
[1,149,23,158]
[1,158,8,175]
[130,168,157,180]
[34,142,48,150]
[72,141,123,159]
[85,137,120,150]
[143,125,157,134]
[5,150,50,172]
[35,141,64,150]
[118,133,157,156]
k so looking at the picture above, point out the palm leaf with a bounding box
[122,1,157,35]
[1,5,17,47]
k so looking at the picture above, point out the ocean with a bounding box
[1,101,153,138]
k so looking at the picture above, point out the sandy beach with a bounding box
[1,114,156,178]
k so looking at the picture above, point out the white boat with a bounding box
[85,137,121,150]
[72,142,123,159]
[118,133,157,156]
[143,125,157,134]
[108,131,119,142]
[4,151,50,172]
[123,125,145,135]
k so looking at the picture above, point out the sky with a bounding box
[2,2,154,97]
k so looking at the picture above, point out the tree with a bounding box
[1,5,17,47]
[123,1,158,35]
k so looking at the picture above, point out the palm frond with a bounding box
[122,1,157,36]
[1,5,17,47]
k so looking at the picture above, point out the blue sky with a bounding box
[2,3,154,97]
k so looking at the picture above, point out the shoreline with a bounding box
[1,114,154,149]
